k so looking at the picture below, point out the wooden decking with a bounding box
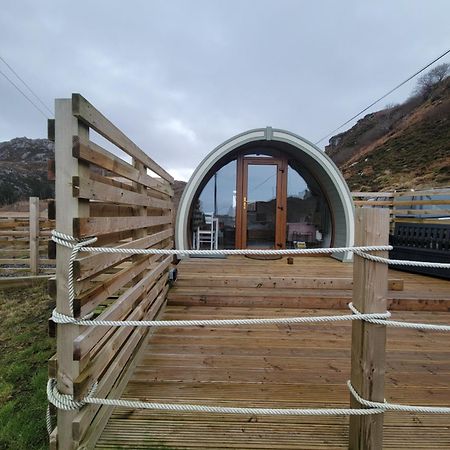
[96,257,450,449]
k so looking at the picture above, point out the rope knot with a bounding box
[347,380,386,410]
[348,302,391,321]
[47,378,97,411]
[51,230,98,249]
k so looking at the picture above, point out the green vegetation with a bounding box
[0,282,55,450]
[327,74,450,191]
[345,113,450,190]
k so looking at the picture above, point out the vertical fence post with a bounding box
[29,196,40,275]
[349,207,389,449]
[54,98,90,449]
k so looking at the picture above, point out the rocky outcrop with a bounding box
[0,138,54,205]
[326,77,450,191]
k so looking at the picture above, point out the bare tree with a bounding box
[415,63,450,98]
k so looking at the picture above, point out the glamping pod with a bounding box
[176,127,354,260]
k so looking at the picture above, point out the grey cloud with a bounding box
[1,0,449,179]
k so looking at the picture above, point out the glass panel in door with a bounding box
[246,164,278,248]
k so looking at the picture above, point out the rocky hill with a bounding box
[0,137,188,208]
[326,76,450,191]
[0,137,54,205]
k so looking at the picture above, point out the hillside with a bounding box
[0,137,187,208]
[325,77,450,191]
[0,138,54,205]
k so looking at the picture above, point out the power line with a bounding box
[249,173,276,195]
[0,67,50,119]
[314,48,450,145]
[0,55,53,116]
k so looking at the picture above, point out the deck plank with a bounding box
[96,257,450,449]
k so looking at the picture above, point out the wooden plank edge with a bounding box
[0,274,52,289]
[71,93,174,183]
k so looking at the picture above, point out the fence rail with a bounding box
[352,188,450,226]
[0,197,55,276]
[49,94,174,449]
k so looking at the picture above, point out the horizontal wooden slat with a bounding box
[74,229,173,280]
[0,230,29,236]
[73,176,173,210]
[0,258,30,264]
[393,199,450,206]
[74,284,169,400]
[352,192,395,197]
[395,189,450,197]
[0,250,30,256]
[176,275,404,291]
[73,215,172,238]
[393,209,450,215]
[75,271,170,363]
[75,252,171,316]
[73,140,173,196]
[394,217,450,224]
[0,274,52,288]
[90,171,135,193]
[72,317,150,444]
[354,200,393,206]
[0,212,30,218]
[72,93,174,183]
[89,203,139,218]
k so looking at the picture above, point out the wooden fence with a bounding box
[49,94,174,449]
[0,197,55,276]
[352,188,450,226]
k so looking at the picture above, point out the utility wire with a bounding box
[0,55,53,116]
[314,48,450,145]
[248,173,276,195]
[0,67,50,119]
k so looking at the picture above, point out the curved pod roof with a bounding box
[175,127,355,260]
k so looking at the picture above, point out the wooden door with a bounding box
[236,156,287,249]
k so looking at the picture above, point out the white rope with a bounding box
[51,304,390,327]
[52,230,450,267]
[46,378,382,416]
[46,405,53,436]
[65,235,98,316]
[348,380,450,414]
[47,230,450,426]
[52,230,391,256]
[50,230,450,331]
[47,378,450,416]
[51,230,394,319]
[349,303,450,332]
[353,249,450,269]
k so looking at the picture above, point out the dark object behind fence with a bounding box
[389,223,450,280]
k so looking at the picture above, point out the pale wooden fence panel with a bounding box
[50,94,174,449]
[0,198,56,276]
[352,188,450,226]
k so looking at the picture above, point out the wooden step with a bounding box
[168,286,450,310]
[175,274,404,291]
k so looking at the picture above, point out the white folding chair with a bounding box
[196,212,219,250]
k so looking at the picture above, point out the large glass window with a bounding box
[286,165,332,248]
[191,160,237,249]
[190,157,333,250]
[246,164,278,248]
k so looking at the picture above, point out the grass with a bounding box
[344,114,450,191]
[0,281,55,450]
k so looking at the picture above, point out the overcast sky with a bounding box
[1,0,449,180]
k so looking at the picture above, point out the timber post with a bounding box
[29,196,40,275]
[54,98,90,449]
[349,207,390,449]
